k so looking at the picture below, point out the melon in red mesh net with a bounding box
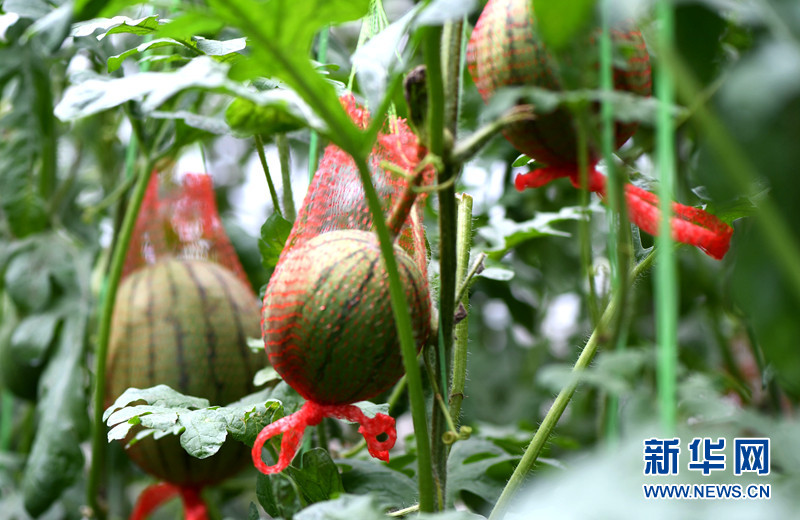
[467,0,652,166]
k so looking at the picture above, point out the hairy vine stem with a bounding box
[488,250,656,520]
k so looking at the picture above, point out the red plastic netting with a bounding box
[253,95,432,474]
[119,171,252,520]
[122,172,248,284]
[283,95,430,274]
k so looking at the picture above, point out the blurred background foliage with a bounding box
[1,0,800,518]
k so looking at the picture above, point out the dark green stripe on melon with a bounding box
[262,230,431,405]
[107,258,265,486]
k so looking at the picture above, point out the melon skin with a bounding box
[107,258,265,486]
[262,230,431,405]
[467,0,652,166]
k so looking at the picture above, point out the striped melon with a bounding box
[107,258,265,485]
[467,0,652,166]
[262,230,431,405]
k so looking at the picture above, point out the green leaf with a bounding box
[103,383,293,459]
[337,459,417,510]
[485,86,683,127]
[511,154,533,167]
[294,494,387,520]
[203,0,368,153]
[21,313,89,516]
[259,212,293,272]
[194,36,246,56]
[478,205,596,260]
[531,0,594,51]
[107,38,181,73]
[256,473,282,518]
[477,266,515,282]
[9,311,61,366]
[103,14,160,36]
[287,448,344,504]
[226,95,309,136]
[447,438,518,508]
[3,250,52,313]
[248,502,260,520]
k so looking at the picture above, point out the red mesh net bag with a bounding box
[111,172,263,520]
[253,96,433,474]
[122,172,249,283]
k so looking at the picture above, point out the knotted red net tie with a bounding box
[252,401,396,474]
[515,164,733,260]
[130,482,208,520]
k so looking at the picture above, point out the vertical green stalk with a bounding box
[575,118,599,326]
[655,0,678,434]
[255,135,283,217]
[277,134,296,221]
[87,152,153,520]
[424,19,458,509]
[308,27,329,181]
[352,157,434,512]
[449,194,473,422]
[0,391,12,452]
[599,0,632,443]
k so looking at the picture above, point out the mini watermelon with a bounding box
[107,258,265,486]
[262,229,431,405]
[467,0,652,166]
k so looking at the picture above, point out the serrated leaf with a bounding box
[259,212,293,272]
[103,384,210,422]
[179,408,230,459]
[287,449,344,504]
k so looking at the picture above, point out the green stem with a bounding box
[87,159,154,520]
[277,134,296,221]
[352,156,434,512]
[0,391,13,452]
[449,194,473,422]
[308,27,329,181]
[441,19,464,139]
[655,0,678,435]
[255,135,283,218]
[488,251,656,520]
[424,22,453,510]
[576,116,599,326]
[599,0,632,442]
